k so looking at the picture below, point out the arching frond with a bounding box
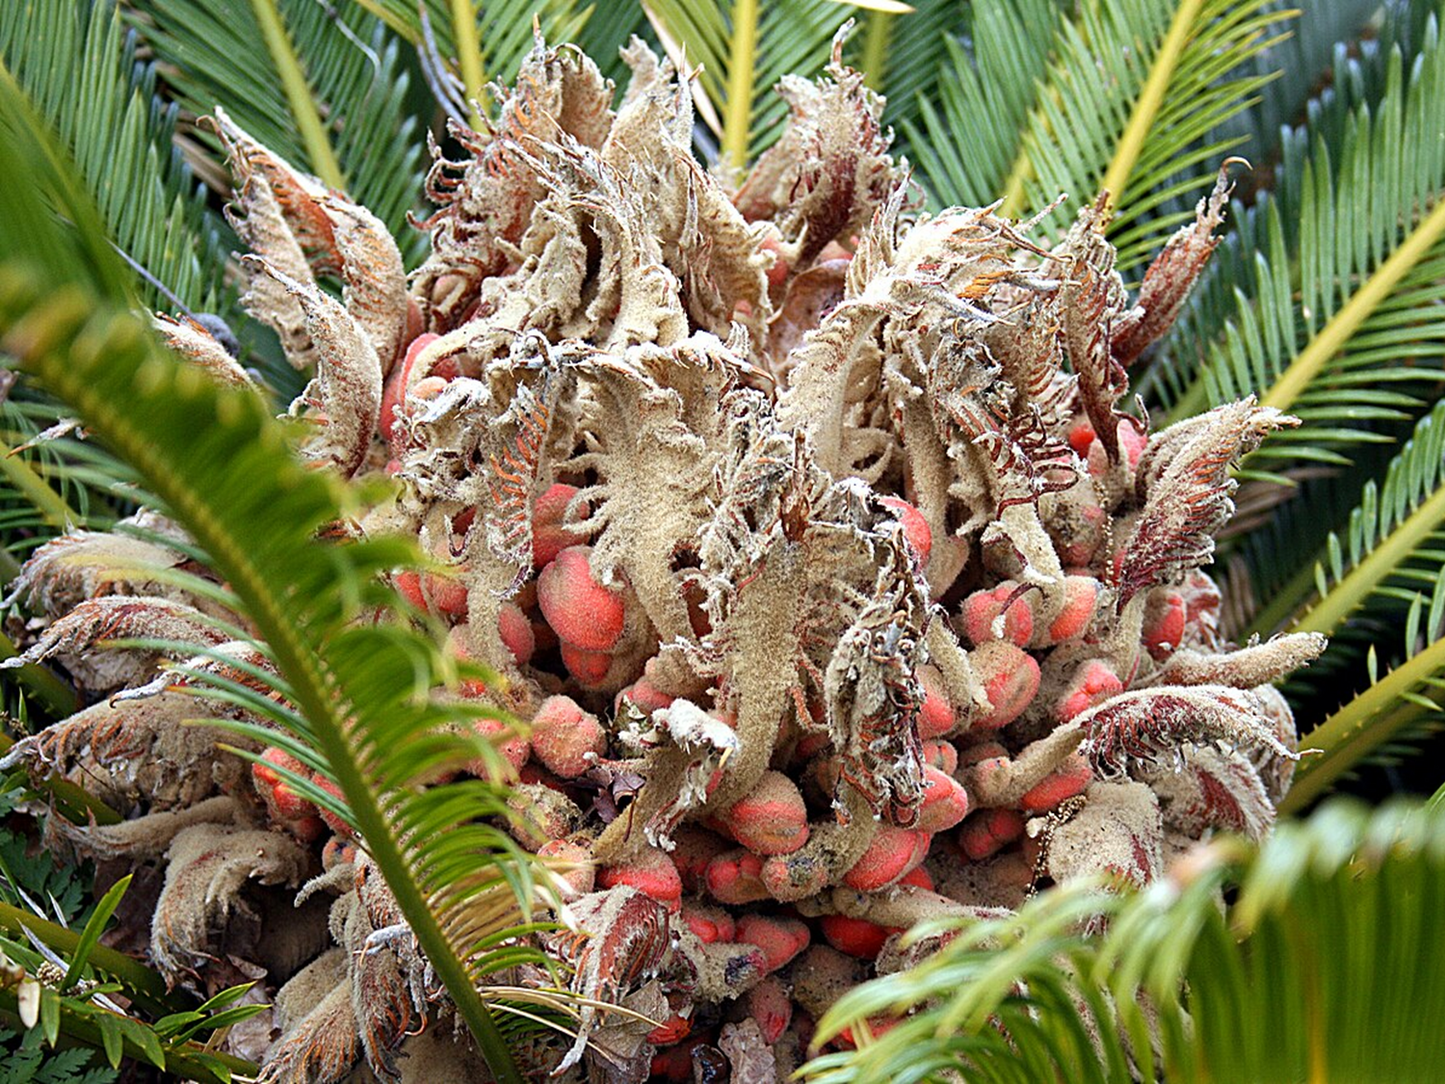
[0,1,195,561]
[130,0,427,256]
[904,0,1062,209]
[0,398,132,564]
[848,0,959,138]
[1167,11,1445,469]
[800,800,1445,1083]
[0,0,231,316]
[1281,627,1445,811]
[1157,4,1440,416]
[1211,0,1383,167]
[0,80,563,1084]
[1250,398,1445,640]
[995,0,1290,270]
[1214,394,1445,807]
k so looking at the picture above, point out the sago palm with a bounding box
[0,1,1443,1082]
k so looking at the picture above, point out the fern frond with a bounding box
[1170,12,1445,467]
[0,0,230,317]
[1250,399,1445,639]
[0,277,536,1083]
[848,0,956,138]
[904,0,1062,210]
[0,431,80,534]
[0,80,563,1084]
[131,0,426,256]
[998,0,1290,270]
[643,0,854,167]
[800,800,1445,1082]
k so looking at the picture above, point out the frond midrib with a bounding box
[0,275,525,1084]
[1282,635,1445,812]
[1260,196,1445,414]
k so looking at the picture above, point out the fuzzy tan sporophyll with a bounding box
[0,29,1324,1084]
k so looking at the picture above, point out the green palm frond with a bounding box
[0,0,231,316]
[0,78,567,1084]
[1165,10,1445,468]
[990,0,1289,271]
[0,399,131,566]
[1219,388,1445,804]
[848,0,959,137]
[1162,4,1436,388]
[1249,398,1445,640]
[0,422,84,540]
[642,0,857,167]
[1269,466,1445,808]
[0,2,185,558]
[351,0,590,126]
[1281,624,1445,811]
[131,0,426,256]
[800,799,1445,1083]
[1196,398,1445,828]
[1213,0,1383,166]
[905,0,1064,209]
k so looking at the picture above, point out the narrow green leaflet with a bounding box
[0,72,564,1084]
[131,0,426,254]
[0,0,230,315]
[59,876,129,990]
[800,801,1445,1082]
[905,0,1061,210]
[1250,398,1445,639]
[999,0,1288,270]
[1172,14,1445,467]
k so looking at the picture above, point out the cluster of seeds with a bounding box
[1,30,1324,1083]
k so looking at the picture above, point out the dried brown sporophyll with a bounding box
[1,28,1323,1084]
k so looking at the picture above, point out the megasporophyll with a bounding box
[1,28,1325,1084]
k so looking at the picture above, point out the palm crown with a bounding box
[1,2,1444,1083]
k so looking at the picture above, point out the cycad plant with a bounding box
[1,1,1444,1082]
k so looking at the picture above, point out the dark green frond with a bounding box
[1001,0,1290,270]
[1263,415,1445,808]
[131,0,427,258]
[1165,10,1445,468]
[848,0,961,141]
[800,800,1445,1083]
[1283,625,1445,810]
[1250,398,1445,640]
[0,0,230,315]
[1212,0,1383,168]
[0,77,569,1084]
[904,0,1061,210]
[0,398,133,564]
[0,5,180,550]
[573,1,650,86]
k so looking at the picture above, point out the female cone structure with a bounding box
[2,28,1323,1084]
